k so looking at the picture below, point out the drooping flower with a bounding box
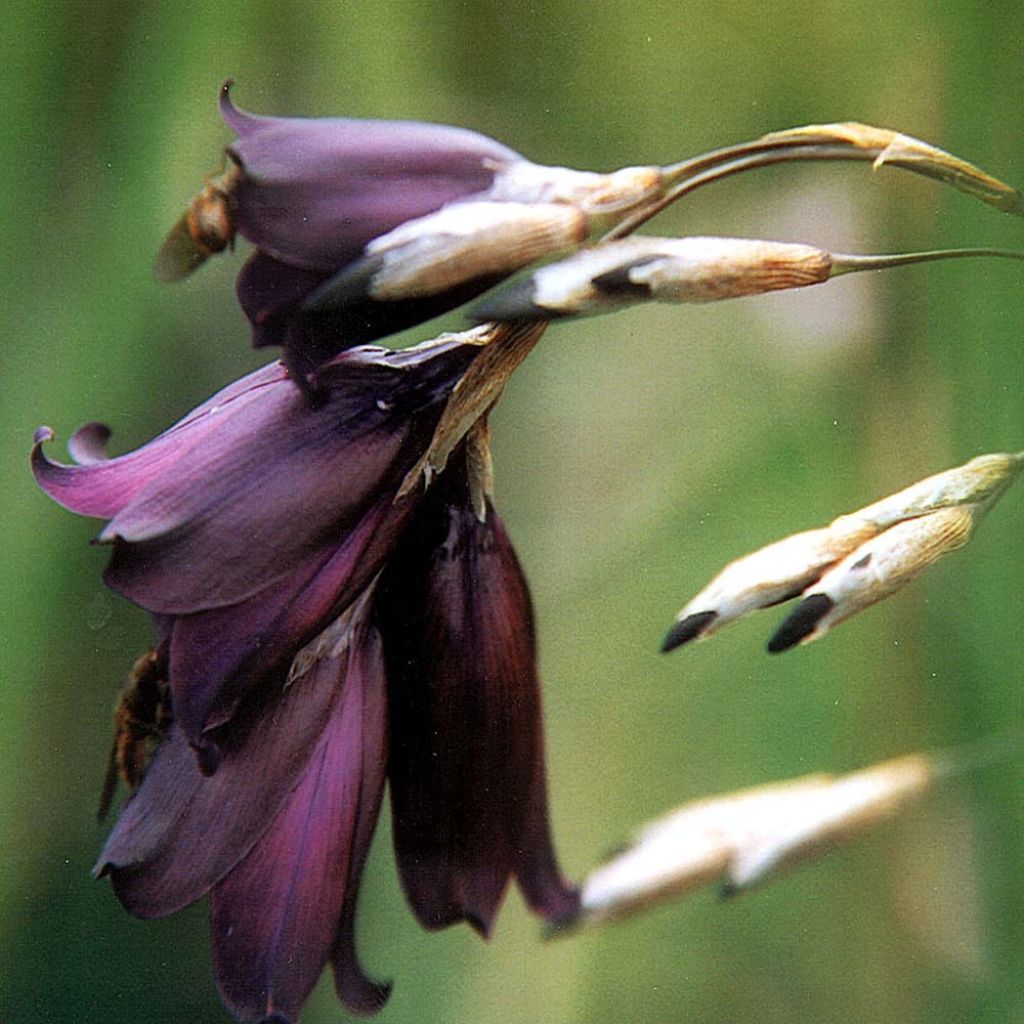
[96,594,392,1020]
[34,333,577,1022]
[156,83,663,387]
[374,440,579,935]
[157,95,1024,394]
[33,337,476,763]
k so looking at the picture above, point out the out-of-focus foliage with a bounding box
[2,2,1022,1022]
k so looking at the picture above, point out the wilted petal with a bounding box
[210,618,388,1024]
[376,450,578,935]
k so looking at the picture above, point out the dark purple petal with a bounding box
[168,489,416,749]
[209,621,388,1024]
[238,252,509,388]
[32,362,285,518]
[375,453,578,935]
[221,83,519,273]
[101,341,477,615]
[97,613,353,918]
[235,252,330,351]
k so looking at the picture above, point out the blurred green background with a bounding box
[3,2,1023,1022]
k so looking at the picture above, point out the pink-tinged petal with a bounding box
[32,362,286,518]
[209,622,388,1024]
[168,489,417,750]
[376,458,578,935]
[101,343,476,615]
[221,84,518,273]
[97,619,350,917]
[66,421,112,464]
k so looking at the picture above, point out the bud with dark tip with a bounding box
[664,452,1024,654]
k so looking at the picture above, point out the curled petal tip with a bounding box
[662,610,717,652]
[219,78,264,136]
[68,421,113,464]
[767,593,835,653]
[33,425,54,446]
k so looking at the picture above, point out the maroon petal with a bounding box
[97,611,356,918]
[375,454,578,936]
[221,83,518,273]
[209,620,388,1024]
[235,252,331,351]
[101,342,476,615]
[167,489,416,749]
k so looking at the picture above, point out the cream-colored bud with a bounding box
[666,451,1023,653]
[664,518,876,649]
[572,753,934,930]
[773,506,975,649]
[486,160,664,222]
[474,235,1024,323]
[365,201,586,301]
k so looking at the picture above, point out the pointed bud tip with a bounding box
[767,593,834,653]
[662,611,717,652]
[471,280,551,323]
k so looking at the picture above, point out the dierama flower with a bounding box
[663,452,1024,653]
[157,83,660,387]
[33,332,577,1023]
[157,89,1024,392]
[375,438,578,935]
[97,593,392,1020]
[32,337,480,763]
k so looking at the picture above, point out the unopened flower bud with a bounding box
[664,452,1023,654]
[305,201,586,309]
[474,236,1024,323]
[566,752,935,930]
[768,506,975,651]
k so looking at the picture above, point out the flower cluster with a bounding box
[34,333,581,1021]
[36,84,1024,1024]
